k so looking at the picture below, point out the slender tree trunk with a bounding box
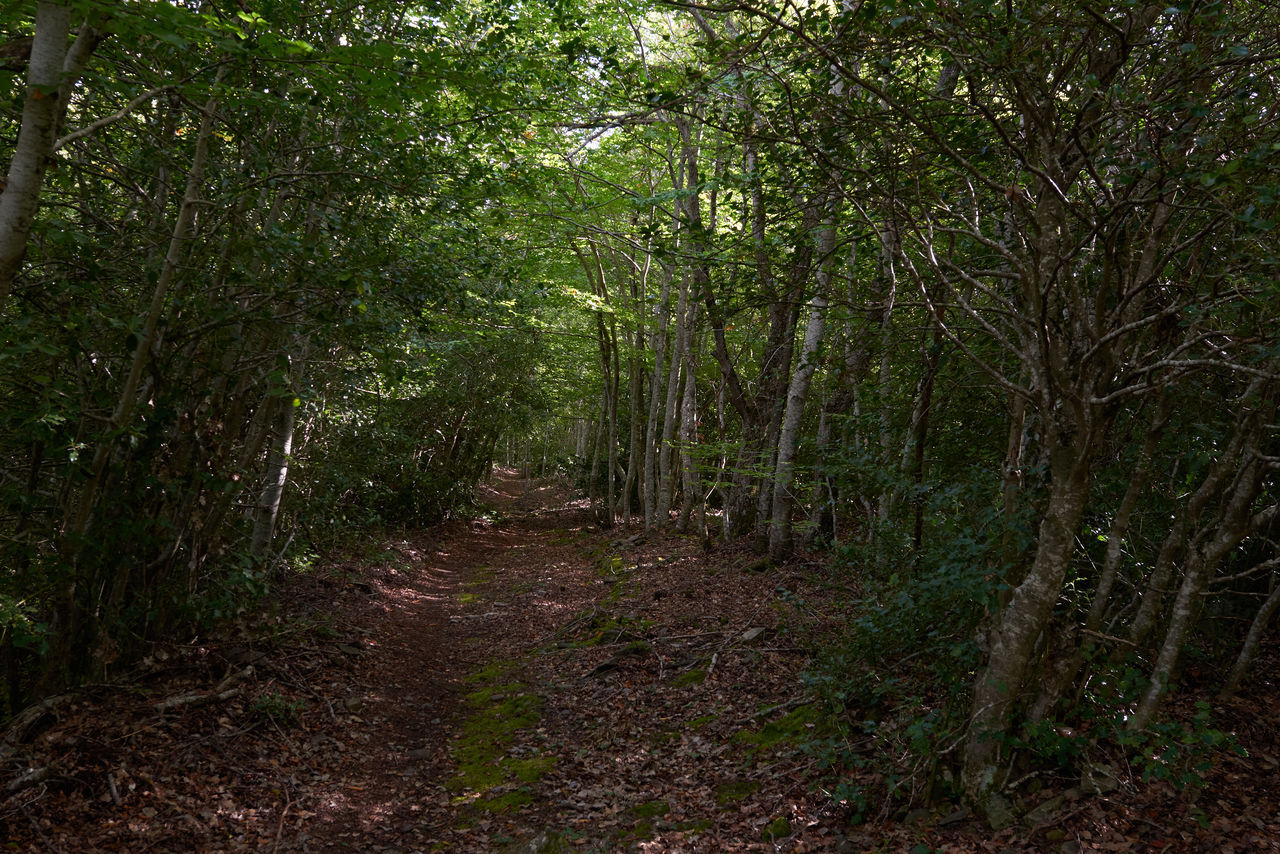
[805,395,835,548]
[605,315,620,526]
[0,4,99,309]
[251,394,296,562]
[642,263,674,529]
[1128,386,1263,647]
[767,294,827,560]
[1000,389,1028,565]
[676,316,701,533]
[587,411,603,519]
[1221,567,1280,697]
[657,271,690,528]
[1129,458,1270,730]
[623,318,643,527]
[875,221,899,524]
[1027,400,1168,722]
[768,191,838,559]
[1085,402,1167,634]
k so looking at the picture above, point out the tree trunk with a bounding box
[676,316,701,533]
[0,4,98,310]
[768,191,838,560]
[642,263,674,529]
[656,271,690,528]
[1129,456,1270,730]
[1221,568,1280,698]
[250,395,296,562]
[766,293,827,561]
[961,436,1094,811]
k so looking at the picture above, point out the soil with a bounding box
[2,469,1278,852]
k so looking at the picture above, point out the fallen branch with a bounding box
[154,666,254,713]
[6,763,54,793]
[0,694,75,762]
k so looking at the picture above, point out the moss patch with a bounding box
[630,799,670,819]
[631,819,657,840]
[595,554,628,578]
[714,779,761,806]
[474,787,535,813]
[761,816,791,840]
[465,565,498,586]
[732,703,827,755]
[447,661,554,806]
[670,667,707,687]
[464,661,516,684]
[555,610,648,648]
[654,713,716,745]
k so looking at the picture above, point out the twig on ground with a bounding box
[273,789,293,853]
[154,666,254,712]
[6,764,54,793]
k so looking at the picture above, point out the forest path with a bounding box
[306,469,587,848]
[306,469,839,853]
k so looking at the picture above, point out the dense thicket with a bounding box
[3,0,1279,826]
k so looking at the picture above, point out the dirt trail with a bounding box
[309,471,602,850]
[307,469,833,852]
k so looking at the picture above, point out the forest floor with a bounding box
[3,470,1280,852]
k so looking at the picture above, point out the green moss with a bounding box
[630,800,670,819]
[676,818,713,834]
[462,682,523,706]
[464,660,516,684]
[466,566,498,586]
[654,713,716,745]
[732,704,827,754]
[457,591,482,605]
[761,816,791,840]
[509,755,555,782]
[596,555,627,578]
[556,610,650,648]
[671,668,707,687]
[631,819,656,839]
[474,788,534,813]
[447,662,554,801]
[713,779,760,806]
